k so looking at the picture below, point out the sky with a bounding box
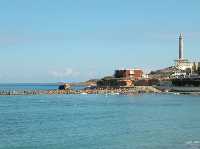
[0,0,200,83]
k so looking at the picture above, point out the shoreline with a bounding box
[0,86,200,96]
[0,86,161,96]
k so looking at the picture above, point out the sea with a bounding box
[0,84,200,149]
[0,83,85,91]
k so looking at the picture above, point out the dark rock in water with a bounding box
[58,83,70,90]
[172,77,200,87]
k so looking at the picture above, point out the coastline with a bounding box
[1,86,200,96]
[0,86,161,96]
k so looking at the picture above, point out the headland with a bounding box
[1,33,200,96]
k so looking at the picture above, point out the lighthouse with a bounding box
[179,33,184,59]
[175,33,192,71]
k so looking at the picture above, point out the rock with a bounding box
[58,83,70,90]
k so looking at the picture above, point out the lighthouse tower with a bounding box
[179,33,184,59]
[175,33,192,71]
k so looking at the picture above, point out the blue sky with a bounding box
[0,0,200,83]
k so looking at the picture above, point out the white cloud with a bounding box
[49,68,80,78]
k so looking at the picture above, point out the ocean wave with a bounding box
[186,140,200,149]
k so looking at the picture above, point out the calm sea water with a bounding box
[0,84,85,91]
[0,94,200,149]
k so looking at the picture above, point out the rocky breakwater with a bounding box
[47,89,80,95]
[0,86,162,96]
[80,86,162,95]
[133,86,162,93]
[0,89,77,96]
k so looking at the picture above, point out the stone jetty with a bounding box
[0,86,161,96]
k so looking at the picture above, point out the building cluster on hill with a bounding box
[97,33,200,88]
[150,33,200,87]
[150,33,200,79]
